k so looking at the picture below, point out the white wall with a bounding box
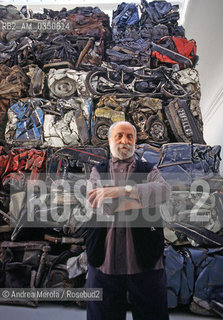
[183,0,223,171]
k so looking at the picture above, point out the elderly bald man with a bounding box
[86,121,170,320]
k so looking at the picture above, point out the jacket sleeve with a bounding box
[136,167,171,208]
[86,166,117,216]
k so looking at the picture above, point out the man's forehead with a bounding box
[112,123,134,135]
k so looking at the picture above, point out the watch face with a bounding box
[125,185,133,193]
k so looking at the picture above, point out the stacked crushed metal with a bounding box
[0,1,223,316]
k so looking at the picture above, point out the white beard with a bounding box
[109,141,135,160]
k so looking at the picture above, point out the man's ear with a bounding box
[108,137,111,145]
[135,138,137,143]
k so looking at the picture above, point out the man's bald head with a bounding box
[108,121,137,139]
[108,121,137,160]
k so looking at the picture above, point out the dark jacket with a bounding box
[86,159,164,269]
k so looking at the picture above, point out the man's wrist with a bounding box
[116,186,130,197]
[118,185,138,199]
[124,185,133,196]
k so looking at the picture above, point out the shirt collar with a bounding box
[112,155,135,163]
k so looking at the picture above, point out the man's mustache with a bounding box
[117,144,132,150]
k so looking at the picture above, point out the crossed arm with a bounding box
[87,166,171,212]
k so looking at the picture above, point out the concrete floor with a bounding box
[0,303,221,320]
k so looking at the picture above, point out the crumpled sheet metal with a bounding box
[1,30,103,69]
[43,97,92,147]
[164,222,223,248]
[0,40,17,65]
[0,148,45,193]
[0,4,23,20]
[86,63,189,99]
[0,65,29,100]
[165,246,194,308]
[25,65,45,97]
[164,99,205,144]
[35,34,79,67]
[16,36,36,67]
[112,24,140,43]
[111,1,183,43]
[19,5,33,19]
[130,96,163,115]
[79,40,103,68]
[91,96,128,146]
[67,251,88,279]
[0,29,27,43]
[9,191,26,222]
[172,68,201,99]
[158,143,221,187]
[112,3,139,41]
[107,38,151,66]
[0,99,9,140]
[189,99,203,133]
[129,97,168,145]
[165,245,223,316]
[95,96,167,145]
[151,37,197,69]
[5,97,92,148]
[96,95,130,112]
[94,106,125,123]
[141,23,170,42]
[5,98,45,146]
[67,11,111,41]
[91,106,125,146]
[112,3,139,29]
[189,247,223,315]
[57,97,93,126]
[47,68,90,98]
[141,0,180,27]
[43,111,79,147]
[135,143,161,166]
[161,191,222,241]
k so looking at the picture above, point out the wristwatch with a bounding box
[124,185,133,196]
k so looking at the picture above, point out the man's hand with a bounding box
[88,187,125,208]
